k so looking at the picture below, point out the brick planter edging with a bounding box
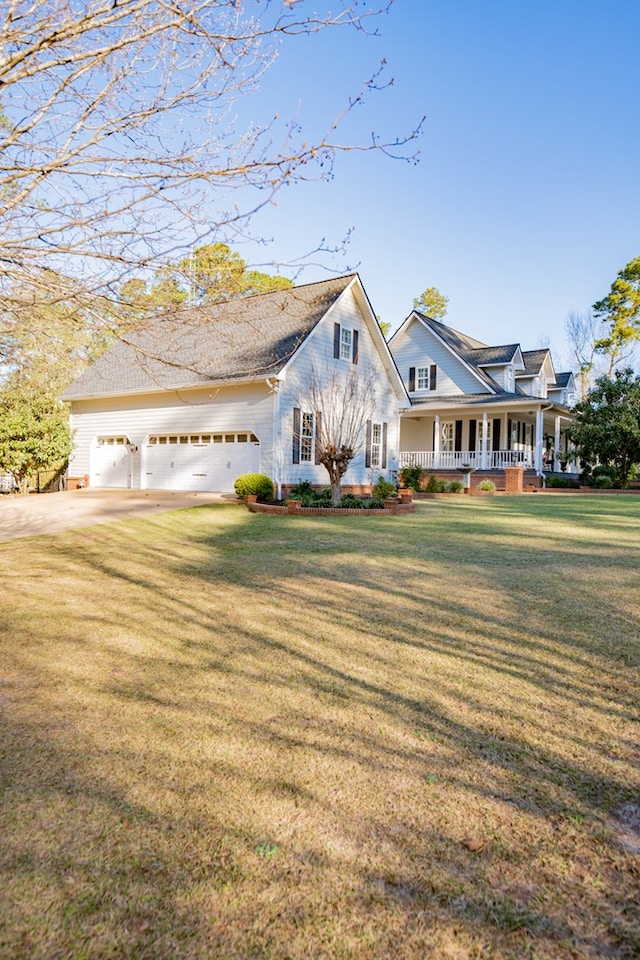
[246,500,416,516]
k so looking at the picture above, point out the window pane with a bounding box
[417,367,429,389]
[371,422,382,466]
[340,328,352,361]
[301,412,314,461]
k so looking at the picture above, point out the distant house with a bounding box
[388,311,576,476]
[61,275,408,493]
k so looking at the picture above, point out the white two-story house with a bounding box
[389,311,576,476]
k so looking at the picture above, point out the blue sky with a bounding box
[237,0,640,365]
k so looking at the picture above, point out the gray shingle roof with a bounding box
[414,314,519,392]
[553,372,573,388]
[408,392,536,409]
[520,349,550,374]
[62,275,355,400]
[467,344,521,365]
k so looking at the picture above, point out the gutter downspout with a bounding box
[265,377,281,500]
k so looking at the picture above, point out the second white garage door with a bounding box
[143,432,260,491]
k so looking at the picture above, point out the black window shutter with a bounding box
[333,323,341,359]
[314,410,322,464]
[292,407,301,464]
[352,330,359,364]
[381,422,388,468]
[469,419,477,451]
[493,418,501,450]
[430,364,437,390]
[455,420,463,452]
[409,367,416,391]
[365,420,372,468]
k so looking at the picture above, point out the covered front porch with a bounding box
[399,401,577,475]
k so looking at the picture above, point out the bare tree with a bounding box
[0,0,421,315]
[297,362,378,505]
[565,308,634,397]
[565,310,603,399]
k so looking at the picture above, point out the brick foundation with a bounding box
[414,470,542,492]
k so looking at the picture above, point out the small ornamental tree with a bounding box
[567,368,640,486]
[0,391,71,492]
[297,363,378,506]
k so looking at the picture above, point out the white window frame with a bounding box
[339,327,353,362]
[371,422,382,467]
[300,411,314,462]
[417,367,429,390]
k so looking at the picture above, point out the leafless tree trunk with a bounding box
[299,362,378,504]
[565,310,607,399]
[0,0,421,316]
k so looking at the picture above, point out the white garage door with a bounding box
[143,432,260,492]
[91,437,131,488]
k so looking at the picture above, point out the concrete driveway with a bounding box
[0,488,232,542]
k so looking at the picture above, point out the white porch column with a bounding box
[433,415,441,469]
[554,415,561,472]
[481,412,488,470]
[535,408,544,472]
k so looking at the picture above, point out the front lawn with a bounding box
[1,496,638,959]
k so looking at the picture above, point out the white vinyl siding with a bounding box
[278,285,402,487]
[390,318,490,396]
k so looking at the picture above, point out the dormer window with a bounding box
[506,366,514,390]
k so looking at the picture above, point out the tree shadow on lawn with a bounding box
[1,501,639,958]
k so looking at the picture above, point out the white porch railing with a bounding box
[399,450,535,470]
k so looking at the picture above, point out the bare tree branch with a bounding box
[0,0,422,312]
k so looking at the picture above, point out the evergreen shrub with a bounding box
[234,473,275,502]
[399,465,425,491]
[425,474,446,493]
[373,476,396,500]
[445,480,464,493]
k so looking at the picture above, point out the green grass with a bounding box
[1,495,639,959]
